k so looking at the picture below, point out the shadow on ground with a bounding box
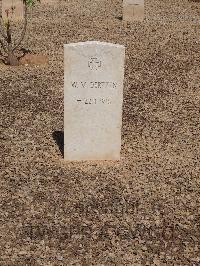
[52,131,64,158]
[115,16,123,21]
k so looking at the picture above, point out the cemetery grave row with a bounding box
[1,0,145,22]
[1,0,198,161]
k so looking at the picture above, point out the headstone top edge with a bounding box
[64,41,125,49]
[123,0,144,3]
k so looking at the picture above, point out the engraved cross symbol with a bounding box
[88,57,102,70]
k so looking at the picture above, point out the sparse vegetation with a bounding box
[0,0,40,65]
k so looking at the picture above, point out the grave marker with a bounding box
[123,0,144,22]
[2,0,24,22]
[64,41,125,161]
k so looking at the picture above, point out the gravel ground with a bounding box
[0,0,200,265]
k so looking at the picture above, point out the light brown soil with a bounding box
[19,53,49,66]
[0,0,200,265]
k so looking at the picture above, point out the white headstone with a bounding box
[2,0,24,22]
[64,41,125,161]
[123,0,144,22]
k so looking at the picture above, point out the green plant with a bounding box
[0,0,40,66]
